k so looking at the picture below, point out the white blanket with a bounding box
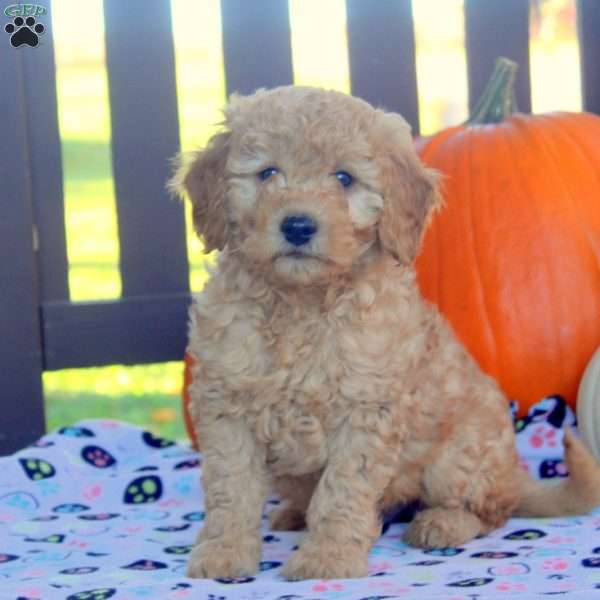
[1,397,600,600]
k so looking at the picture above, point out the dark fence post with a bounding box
[22,0,69,305]
[578,0,600,115]
[346,0,420,134]
[0,48,46,455]
[104,0,189,298]
[465,0,531,114]
[220,0,294,96]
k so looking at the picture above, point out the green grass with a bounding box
[44,362,187,440]
[46,391,184,439]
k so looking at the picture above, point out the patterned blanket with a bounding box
[2,397,600,600]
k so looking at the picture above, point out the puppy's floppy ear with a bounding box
[169,130,231,253]
[376,112,442,265]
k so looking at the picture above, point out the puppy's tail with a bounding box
[515,428,600,518]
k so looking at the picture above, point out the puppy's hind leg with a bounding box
[269,473,319,531]
[403,506,483,548]
[404,428,520,549]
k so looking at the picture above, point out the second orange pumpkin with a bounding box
[415,60,600,415]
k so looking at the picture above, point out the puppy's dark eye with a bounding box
[258,167,279,181]
[335,171,354,188]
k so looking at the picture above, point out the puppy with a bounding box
[171,86,600,581]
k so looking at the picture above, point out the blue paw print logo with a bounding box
[58,425,95,437]
[123,476,163,504]
[122,559,168,570]
[53,503,90,514]
[174,458,200,470]
[539,459,568,479]
[447,577,494,587]
[66,589,116,600]
[215,576,255,584]
[164,545,193,555]
[183,511,205,522]
[171,583,193,592]
[260,560,282,571]
[81,446,116,469]
[0,553,19,564]
[60,566,99,575]
[155,523,190,532]
[504,528,547,541]
[424,547,464,556]
[19,458,55,481]
[25,533,65,544]
[582,557,600,568]
[141,431,175,449]
[4,15,44,47]
[78,512,120,521]
[135,465,158,472]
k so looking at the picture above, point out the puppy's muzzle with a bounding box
[280,214,318,247]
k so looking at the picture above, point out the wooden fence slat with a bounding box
[24,1,69,302]
[0,47,45,455]
[104,0,189,298]
[465,0,531,114]
[578,0,600,115]
[42,294,191,370]
[220,0,294,96]
[346,0,420,134]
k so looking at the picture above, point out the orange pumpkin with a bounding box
[415,58,600,415]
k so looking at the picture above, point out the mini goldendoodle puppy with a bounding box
[171,86,600,581]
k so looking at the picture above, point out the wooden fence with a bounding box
[1,0,599,454]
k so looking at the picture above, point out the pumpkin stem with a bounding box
[467,57,519,125]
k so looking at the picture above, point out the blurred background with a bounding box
[46,0,582,440]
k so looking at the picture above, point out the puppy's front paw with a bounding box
[281,540,368,580]
[186,536,261,579]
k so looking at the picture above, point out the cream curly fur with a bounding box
[171,86,600,581]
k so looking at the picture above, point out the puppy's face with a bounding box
[172,87,440,287]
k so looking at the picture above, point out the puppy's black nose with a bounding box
[280,215,318,246]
